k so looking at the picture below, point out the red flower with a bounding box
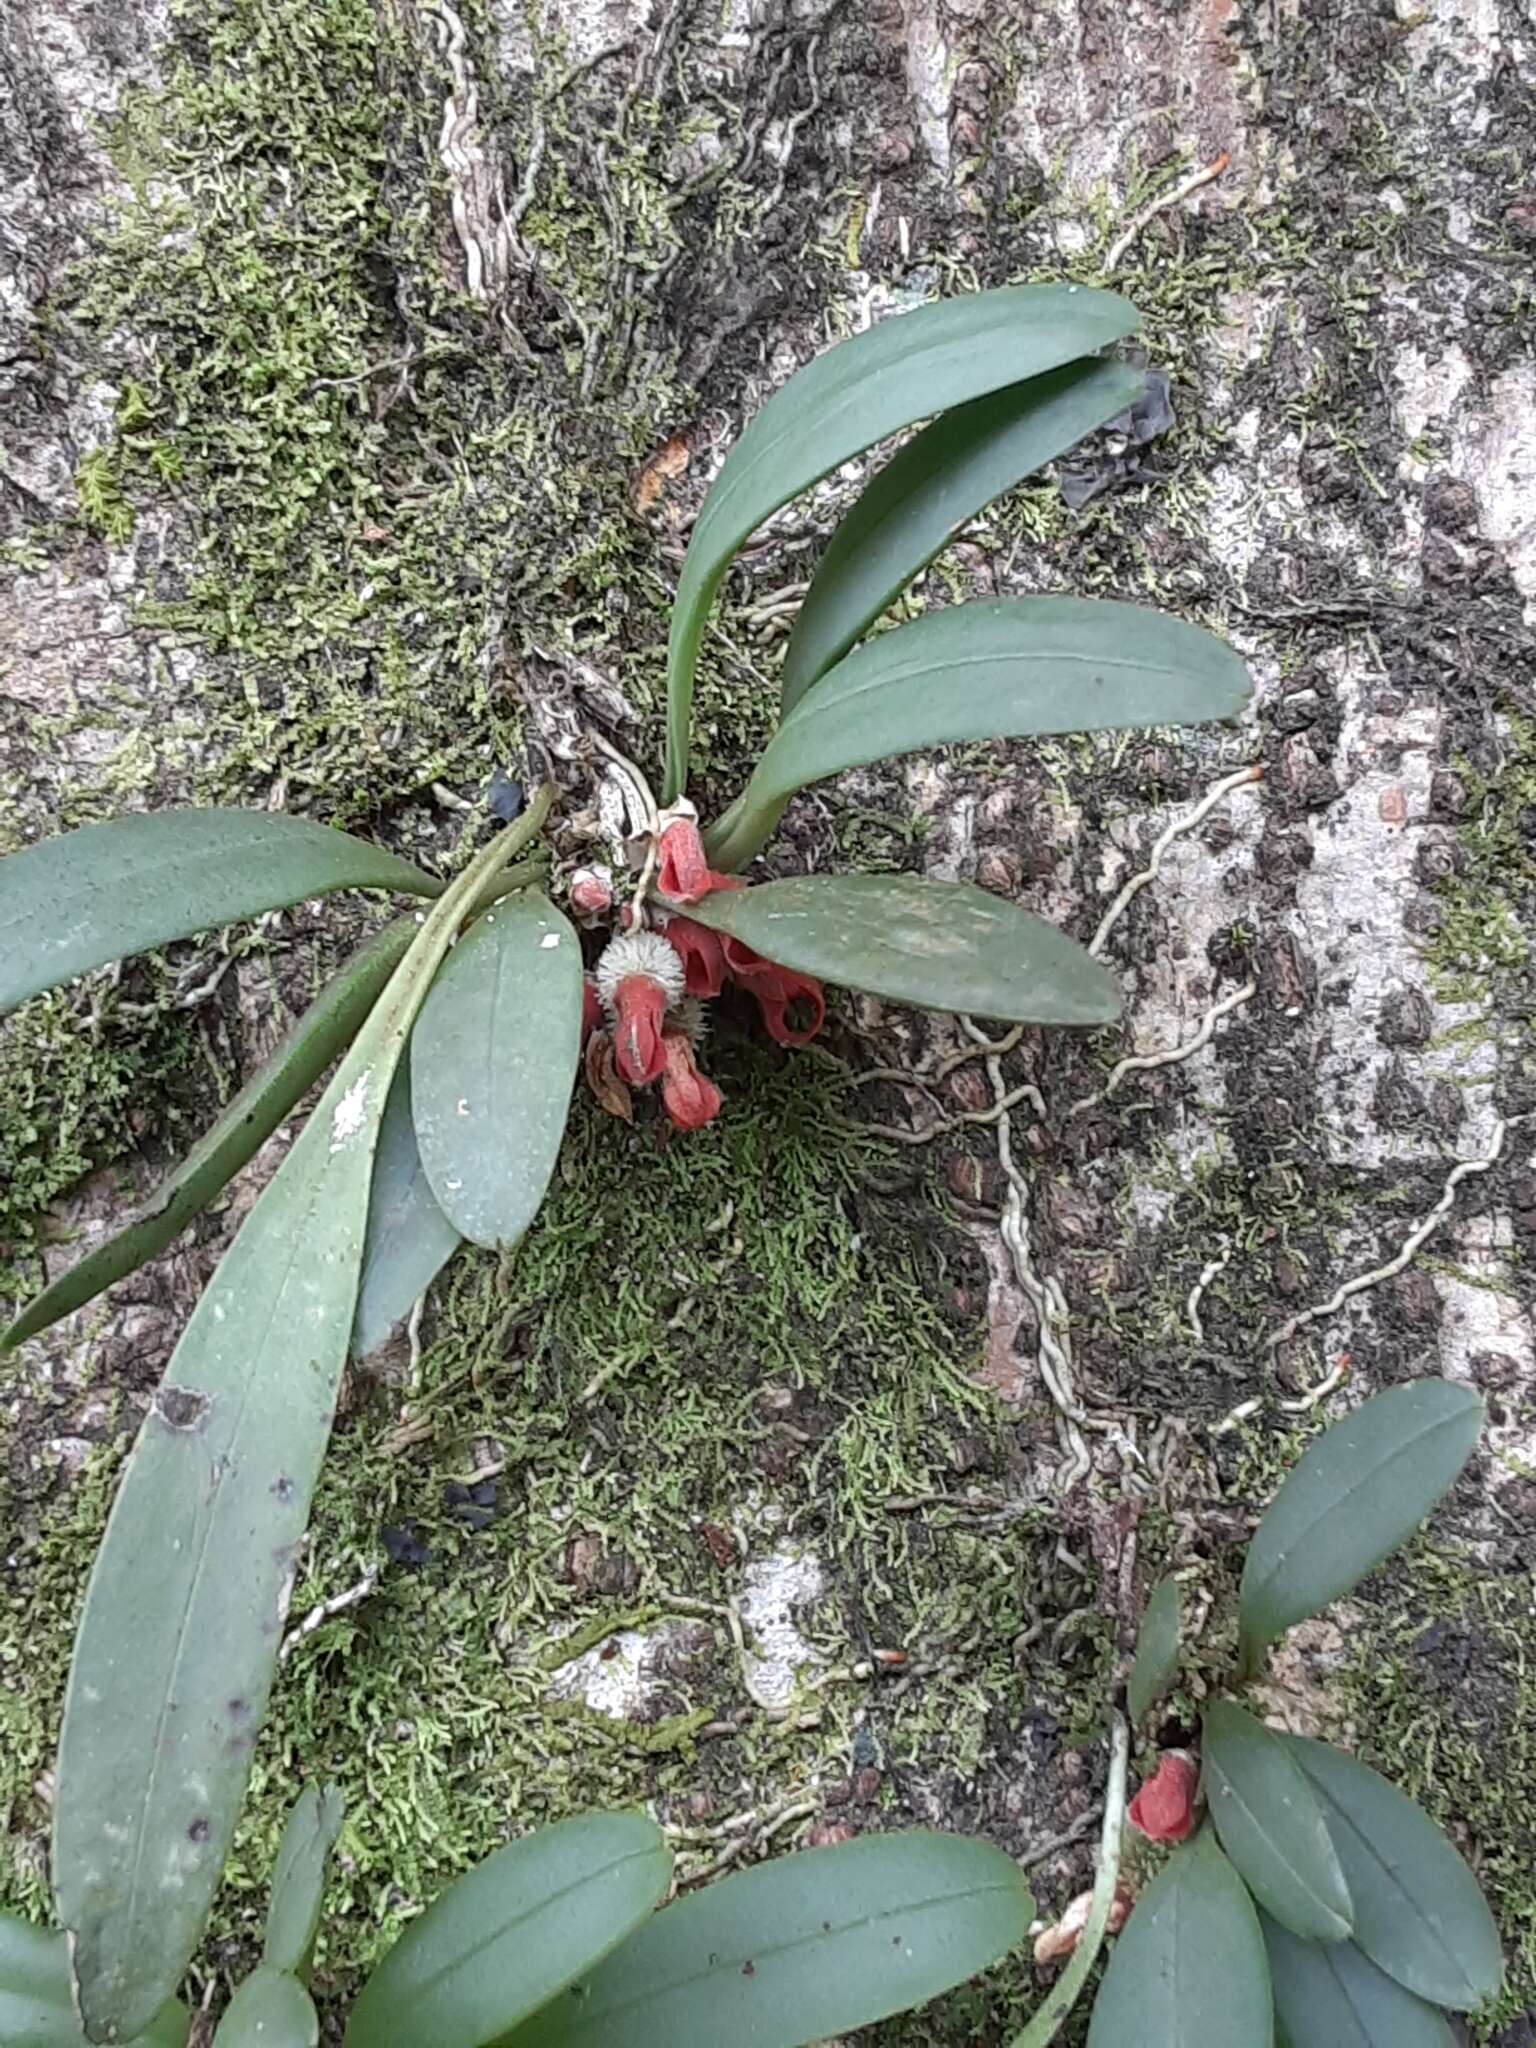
[721,938,824,1046]
[662,914,728,998]
[612,977,668,1086]
[656,812,742,905]
[1128,1752,1199,1844]
[752,968,824,1047]
[660,1028,723,1131]
[595,930,685,1088]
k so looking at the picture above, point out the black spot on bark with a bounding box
[188,1817,210,1843]
[271,1475,295,1502]
[741,1960,755,1978]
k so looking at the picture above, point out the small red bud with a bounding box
[1128,1752,1199,1843]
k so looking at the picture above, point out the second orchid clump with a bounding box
[577,809,825,1132]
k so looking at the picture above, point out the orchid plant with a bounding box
[1018,1380,1503,2048]
[0,281,1253,2042]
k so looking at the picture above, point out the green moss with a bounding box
[1423,711,1536,1059]
[0,982,200,1299]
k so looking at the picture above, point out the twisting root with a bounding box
[280,1567,379,1661]
[1266,1117,1514,1391]
[961,1019,1092,1487]
[1102,152,1232,276]
[1091,764,1262,958]
[1073,981,1258,1115]
[1187,1243,1233,1344]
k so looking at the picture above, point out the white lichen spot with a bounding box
[737,1544,825,1710]
[329,1070,372,1152]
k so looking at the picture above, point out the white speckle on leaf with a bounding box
[456,1097,470,1116]
[540,931,561,949]
[330,1070,371,1151]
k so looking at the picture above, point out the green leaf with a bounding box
[0,808,442,1016]
[706,598,1252,871]
[52,827,525,2046]
[4,921,414,1352]
[1238,1381,1483,1666]
[663,282,1141,802]
[211,1969,318,2048]
[410,892,583,1250]
[1087,1831,1272,2048]
[350,1060,461,1358]
[343,1813,671,2048]
[1201,1701,1352,1942]
[1262,1915,1457,2048]
[0,1914,188,2047]
[500,1831,1032,2048]
[685,873,1121,1026]
[1284,1735,1502,2011]
[1127,1575,1182,1725]
[780,358,1146,716]
[263,1785,344,1980]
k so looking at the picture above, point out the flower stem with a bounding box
[1008,1710,1131,2048]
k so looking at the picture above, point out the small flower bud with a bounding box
[1128,1751,1199,1844]
[569,865,615,919]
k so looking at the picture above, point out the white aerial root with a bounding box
[1090,764,1262,958]
[1072,980,1258,1116]
[1102,152,1232,276]
[280,1566,380,1662]
[1187,1243,1233,1344]
[1261,1117,1514,1411]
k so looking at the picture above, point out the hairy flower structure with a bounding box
[595,928,686,1086]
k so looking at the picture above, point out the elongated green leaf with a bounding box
[1127,1575,1182,1725]
[350,1060,461,1357]
[1,809,442,1016]
[344,1814,671,2048]
[663,283,1141,802]
[1284,1736,1502,2011]
[1238,1381,1483,1667]
[211,1969,317,2048]
[501,1831,1032,2048]
[1201,1701,1352,1942]
[5,921,413,1352]
[264,1785,344,1980]
[0,1914,188,2048]
[1262,1914,1457,2048]
[780,359,1145,715]
[707,597,1252,871]
[1087,1831,1272,2048]
[53,829,524,2046]
[686,873,1121,1025]
[411,892,583,1250]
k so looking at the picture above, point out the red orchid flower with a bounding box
[660,1027,723,1131]
[661,914,728,998]
[720,937,825,1046]
[1128,1751,1199,1844]
[656,813,741,905]
[595,930,685,1088]
[751,967,824,1047]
